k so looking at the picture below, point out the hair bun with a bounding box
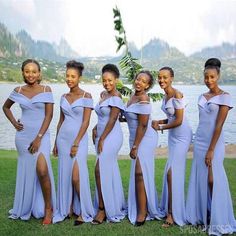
[204,58,221,69]
[66,60,84,76]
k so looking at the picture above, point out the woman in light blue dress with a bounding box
[124,70,163,226]
[53,60,94,225]
[186,58,236,235]
[92,64,126,224]
[152,67,192,227]
[2,59,56,224]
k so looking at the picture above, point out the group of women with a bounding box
[2,58,236,235]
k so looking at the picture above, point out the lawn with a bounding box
[0,149,236,236]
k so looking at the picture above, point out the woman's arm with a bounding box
[130,113,149,159]
[70,106,92,157]
[205,105,230,167]
[52,107,65,156]
[155,91,184,131]
[158,108,184,131]
[152,119,168,130]
[28,87,54,154]
[97,106,121,154]
[2,98,23,131]
[28,102,53,154]
[92,124,97,145]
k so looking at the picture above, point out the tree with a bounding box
[113,6,163,101]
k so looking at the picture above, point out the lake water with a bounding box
[0,83,235,155]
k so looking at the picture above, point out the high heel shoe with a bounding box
[135,219,145,226]
[135,214,147,227]
[74,215,85,226]
[42,208,53,225]
[91,207,107,225]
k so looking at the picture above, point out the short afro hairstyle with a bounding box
[102,64,120,78]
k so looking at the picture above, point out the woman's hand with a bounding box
[53,144,58,157]
[152,120,159,130]
[92,128,97,145]
[97,138,104,154]
[205,150,214,167]
[70,146,78,158]
[13,119,24,131]
[130,146,138,159]
[28,136,41,154]
[70,144,78,158]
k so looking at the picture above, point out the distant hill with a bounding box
[191,42,236,59]
[53,38,79,59]
[0,23,24,57]
[16,30,79,62]
[128,38,185,60]
[0,22,235,84]
[142,38,184,59]
[0,23,78,62]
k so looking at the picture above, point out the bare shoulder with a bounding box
[14,86,21,92]
[139,94,150,103]
[43,85,52,92]
[100,91,106,98]
[174,90,183,99]
[114,90,122,99]
[84,91,92,98]
[222,90,229,95]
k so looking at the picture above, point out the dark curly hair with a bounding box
[21,59,41,72]
[66,60,84,76]
[102,64,120,78]
[204,58,221,74]
[134,70,155,91]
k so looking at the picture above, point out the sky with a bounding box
[0,0,236,57]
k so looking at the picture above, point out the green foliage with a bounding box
[113,6,163,101]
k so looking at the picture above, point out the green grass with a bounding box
[0,149,236,236]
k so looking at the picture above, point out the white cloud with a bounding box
[0,0,236,56]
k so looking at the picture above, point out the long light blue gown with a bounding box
[8,89,56,220]
[159,97,192,226]
[186,93,236,236]
[53,95,95,223]
[124,102,163,224]
[94,96,127,222]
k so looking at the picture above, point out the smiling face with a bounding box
[157,69,173,89]
[66,68,80,88]
[22,62,41,85]
[134,73,150,92]
[102,71,117,92]
[204,68,219,90]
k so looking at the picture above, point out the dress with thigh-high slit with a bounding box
[8,89,56,220]
[53,94,95,223]
[159,97,192,226]
[186,93,236,236]
[124,102,164,224]
[94,96,127,222]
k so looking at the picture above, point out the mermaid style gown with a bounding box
[94,96,127,222]
[159,97,192,226]
[125,102,163,224]
[186,93,236,235]
[53,95,95,223]
[8,89,56,220]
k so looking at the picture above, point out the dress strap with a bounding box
[83,91,86,98]
[43,85,47,92]
[18,86,22,93]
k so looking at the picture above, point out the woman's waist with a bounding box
[96,124,122,137]
[129,126,157,139]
